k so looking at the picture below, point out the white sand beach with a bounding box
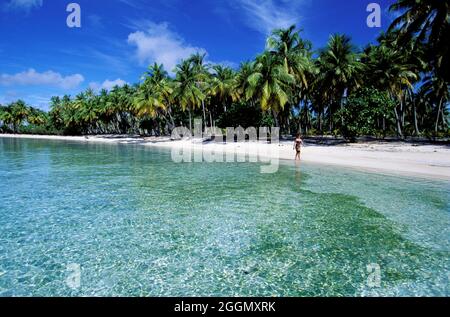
[1,134,449,180]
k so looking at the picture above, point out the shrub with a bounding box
[340,87,395,140]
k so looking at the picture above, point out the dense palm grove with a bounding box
[1,0,448,139]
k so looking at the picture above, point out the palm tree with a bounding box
[187,53,211,130]
[267,25,315,133]
[317,34,363,131]
[10,100,29,133]
[62,95,80,134]
[309,85,328,133]
[247,52,295,127]
[209,65,238,125]
[27,107,47,126]
[267,25,314,88]
[0,106,13,132]
[421,75,449,134]
[368,32,427,136]
[120,84,138,133]
[389,0,449,81]
[94,89,111,133]
[364,44,418,137]
[71,89,96,134]
[234,61,256,104]
[49,96,64,130]
[143,63,175,128]
[134,84,166,119]
[111,85,135,133]
[173,59,205,132]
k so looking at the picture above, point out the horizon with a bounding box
[0,0,396,110]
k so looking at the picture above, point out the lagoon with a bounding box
[0,137,448,296]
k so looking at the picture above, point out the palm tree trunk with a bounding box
[201,100,207,131]
[394,106,403,138]
[305,112,309,134]
[188,108,192,133]
[400,94,405,129]
[272,109,279,127]
[318,106,322,133]
[413,102,420,136]
[329,105,333,133]
[435,97,443,135]
[167,107,175,129]
[306,105,310,134]
[209,111,213,130]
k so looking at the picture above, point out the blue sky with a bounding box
[0,0,397,110]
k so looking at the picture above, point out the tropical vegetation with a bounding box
[1,0,448,140]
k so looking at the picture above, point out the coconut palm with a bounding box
[209,65,238,120]
[110,85,135,133]
[173,59,205,132]
[48,96,64,130]
[0,106,13,132]
[267,25,314,88]
[317,34,363,131]
[134,83,166,119]
[421,75,449,134]
[364,44,418,137]
[10,100,29,133]
[187,53,211,130]
[267,25,316,133]
[27,107,47,126]
[247,52,295,126]
[62,96,79,134]
[389,0,449,81]
[141,63,175,128]
[234,61,256,104]
[367,32,427,136]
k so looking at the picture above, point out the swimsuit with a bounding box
[295,140,302,152]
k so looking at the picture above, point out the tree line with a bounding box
[1,0,448,140]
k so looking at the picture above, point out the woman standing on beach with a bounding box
[294,133,303,161]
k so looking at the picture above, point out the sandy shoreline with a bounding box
[1,134,449,181]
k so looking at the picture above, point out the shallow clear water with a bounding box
[0,138,449,296]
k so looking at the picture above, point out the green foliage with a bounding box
[0,101,50,134]
[1,4,449,139]
[217,103,262,128]
[259,112,275,128]
[340,88,396,140]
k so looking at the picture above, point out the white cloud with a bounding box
[127,21,206,73]
[3,0,43,12]
[118,0,141,9]
[232,0,306,35]
[89,78,128,92]
[0,69,84,89]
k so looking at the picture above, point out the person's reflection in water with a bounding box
[295,160,302,184]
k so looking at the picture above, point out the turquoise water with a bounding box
[0,137,449,297]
